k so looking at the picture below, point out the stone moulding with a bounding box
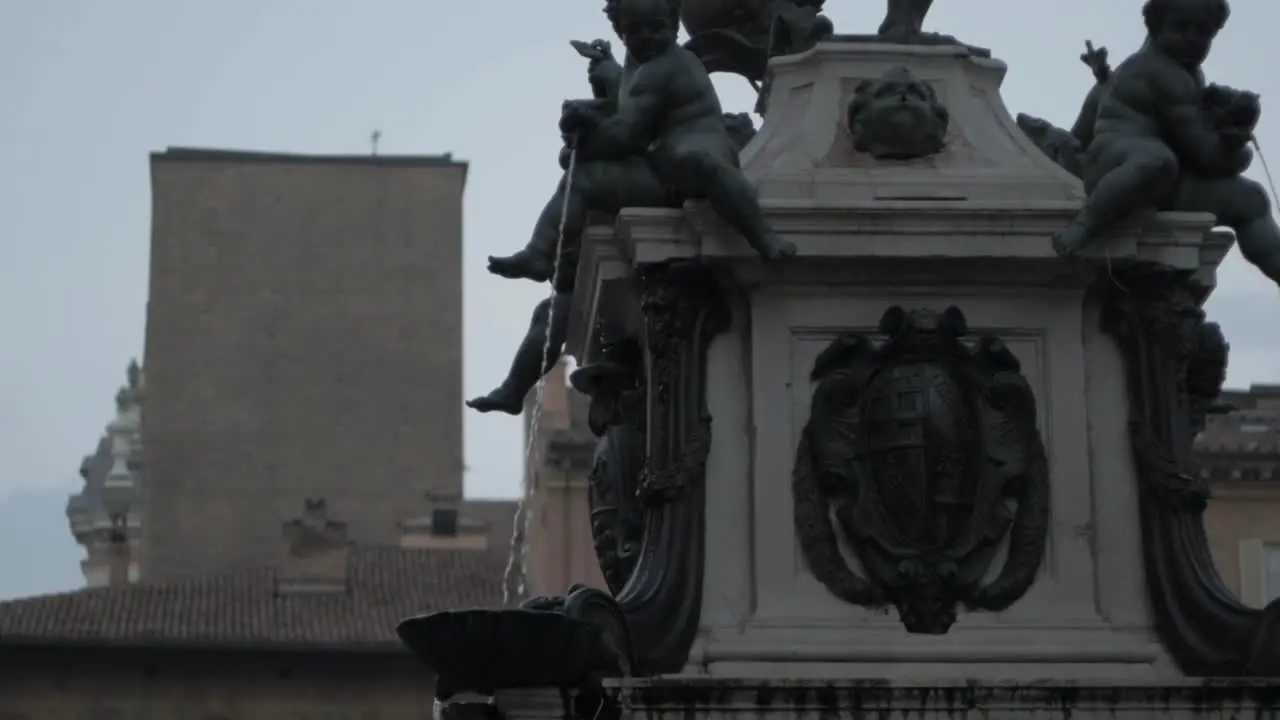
[1101,265,1280,678]
[595,678,1280,718]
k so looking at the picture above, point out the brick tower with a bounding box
[141,148,467,580]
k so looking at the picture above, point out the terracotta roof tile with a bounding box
[0,546,512,649]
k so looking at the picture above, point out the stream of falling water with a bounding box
[503,141,579,604]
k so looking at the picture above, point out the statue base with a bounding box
[595,678,1280,718]
[573,203,1231,682]
[559,39,1277,702]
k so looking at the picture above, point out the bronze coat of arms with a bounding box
[793,306,1051,634]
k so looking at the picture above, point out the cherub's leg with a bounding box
[1052,137,1179,257]
[673,142,797,261]
[1177,174,1280,288]
[488,164,596,283]
[878,0,933,39]
[467,293,572,415]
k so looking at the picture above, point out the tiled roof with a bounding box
[0,546,511,650]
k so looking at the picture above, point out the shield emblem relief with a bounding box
[853,362,981,554]
[793,306,1051,634]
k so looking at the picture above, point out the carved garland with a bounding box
[1101,265,1280,677]
[616,260,728,673]
[564,260,728,677]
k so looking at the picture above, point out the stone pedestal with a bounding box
[553,39,1280,717]
[571,42,1234,683]
[395,8,1280,711]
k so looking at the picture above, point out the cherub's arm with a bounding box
[571,39,623,102]
[1070,84,1105,149]
[1070,42,1110,149]
[593,59,624,103]
[585,64,667,157]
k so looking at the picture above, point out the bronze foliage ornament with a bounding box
[793,305,1051,634]
[570,337,647,595]
[567,260,729,674]
[1100,265,1280,677]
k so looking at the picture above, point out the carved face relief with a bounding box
[846,66,950,161]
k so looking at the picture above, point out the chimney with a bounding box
[400,492,487,550]
[278,498,350,594]
[432,506,459,537]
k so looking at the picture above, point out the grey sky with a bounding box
[2,1,1279,597]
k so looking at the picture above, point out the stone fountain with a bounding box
[402,0,1280,717]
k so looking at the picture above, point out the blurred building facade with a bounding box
[140,148,472,581]
[520,359,606,598]
[1199,383,1280,607]
[65,360,145,588]
[6,148,529,719]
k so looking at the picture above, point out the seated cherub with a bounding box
[468,0,795,416]
[1051,0,1280,289]
[562,0,796,262]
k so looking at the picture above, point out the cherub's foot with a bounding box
[1051,223,1091,259]
[465,387,525,415]
[488,250,554,282]
[759,237,798,262]
[878,24,919,43]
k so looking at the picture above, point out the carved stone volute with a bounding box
[1101,265,1280,677]
[570,338,647,596]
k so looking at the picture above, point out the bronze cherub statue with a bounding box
[1050,0,1280,290]
[469,0,790,415]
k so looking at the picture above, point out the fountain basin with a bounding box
[396,609,609,699]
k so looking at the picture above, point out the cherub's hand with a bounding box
[1079,40,1111,83]
[587,57,622,98]
[571,39,620,99]
[559,100,601,135]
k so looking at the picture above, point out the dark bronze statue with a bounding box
[847,66,950,160]
[1017,41,1114,179]
[469,0,789,414]
[561,0,795,261]
[793,306,1050,634]
[681,0,972,90]
[681,0,833,85]
[1017,113,1084,178]
[876,0,934,41]
[1050,0,1280,290]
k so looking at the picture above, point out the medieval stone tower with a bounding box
[141,148,467,580]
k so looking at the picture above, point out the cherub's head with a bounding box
[1142,0,1229,68]
[603,0,622,35]
[847,66,950,160]
[615,0,680,62]
[878,305,968,358]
